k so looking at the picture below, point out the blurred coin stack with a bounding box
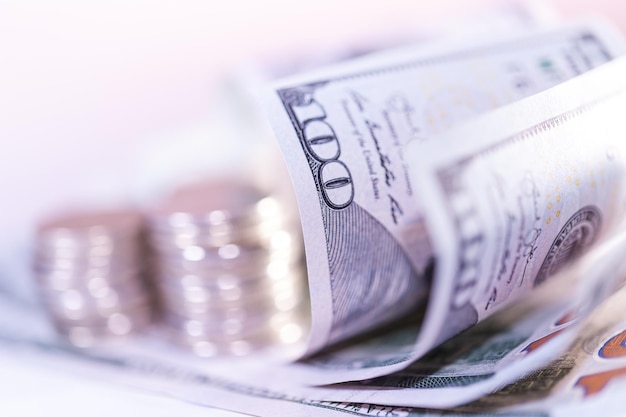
[147,179,308,357]
[33,211,155,347]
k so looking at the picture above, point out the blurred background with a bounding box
[0,0,624,305]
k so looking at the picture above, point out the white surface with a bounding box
[0,355,247,417]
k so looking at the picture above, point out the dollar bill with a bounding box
[407,55,626,369]
[453,276,626,417]
[262,21,626,382]
[263,21,625,356]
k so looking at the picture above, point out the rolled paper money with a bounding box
[261,20,626,384]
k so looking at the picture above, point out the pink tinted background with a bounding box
[0,0,624,298]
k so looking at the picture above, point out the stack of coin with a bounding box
[147,179,308,357]
[33,211,155,348]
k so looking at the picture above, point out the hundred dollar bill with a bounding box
[406,55,626,370]
[262,20,626,364]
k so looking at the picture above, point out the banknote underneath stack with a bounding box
[147,179,310,357]
[33,211,155,347]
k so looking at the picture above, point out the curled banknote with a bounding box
[262,20,626,384]
[407,55,626,361]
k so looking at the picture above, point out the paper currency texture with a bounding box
[263,21,626,357]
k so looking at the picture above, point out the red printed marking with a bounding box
[575,367,626,397]
[555,309,579,326]
[522,328,565,354]
[599,330,626,359]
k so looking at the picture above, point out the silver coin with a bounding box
[148,179,267,228]
[155,262,303,286]
[148,234,303,267]
[34,242,145,267]
[154,274,305,308]
[41,282,152,321]
[153,254,305,286]
[167,313,308,357]
[148,221,265,243]
[153,259,262,281]
[34,266,147,291]
[147,217,298,248]
[171,332,274,357]
[164,306,302,335]
[42,295,153,323]
[156,242,271,266]
[167,319,275,345]
[52,307,153,348]
[153,251,303,280]
[149,233,266,254]
[157,292,302,317]
[34,257,143,279]
[156,276,304,309]
[165,316,270,339]
[34,242,144,273]
[38,270,149,296]
[37,210,144,246]
[160,286,305,319]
